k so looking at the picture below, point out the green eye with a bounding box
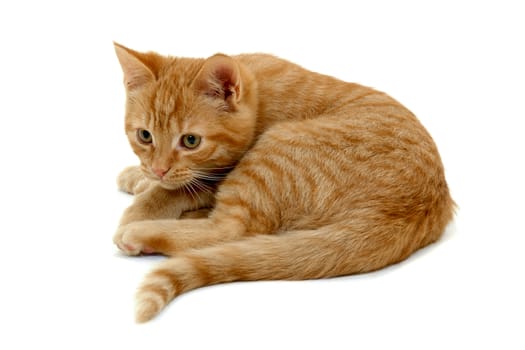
[181,134,201,149]
[137,129,153,144]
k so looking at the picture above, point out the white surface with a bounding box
[1,1,523,349]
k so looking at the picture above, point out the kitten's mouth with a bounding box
[146,167,227,192]
[142,172,184,190]
[143,168,193,190]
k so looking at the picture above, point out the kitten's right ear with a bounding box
[113,42,156,91]
[195,54,242,111]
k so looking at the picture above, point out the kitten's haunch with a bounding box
[113,43,454,322]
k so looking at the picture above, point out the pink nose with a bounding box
[152,167,170,179]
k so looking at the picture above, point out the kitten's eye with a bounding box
[181,134,201,149]
[137,129,153,144]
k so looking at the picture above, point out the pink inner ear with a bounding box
[197,55,241,105]
[214,64,237,85]
[217,65,239,99]
[207,64,238,98]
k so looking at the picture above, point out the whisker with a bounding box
[191,165,236,172]
[183,185,195,202]
[182,181,199,203]
[194,175,226,182]
[192,170,230,182]
[190,178,214,194]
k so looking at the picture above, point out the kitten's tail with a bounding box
[135,220,445,323]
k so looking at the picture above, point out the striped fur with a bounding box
[113,43,454,322]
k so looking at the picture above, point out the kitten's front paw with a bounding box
[117,166,151,195]
[113,223,156,256]
[113,220,177,255]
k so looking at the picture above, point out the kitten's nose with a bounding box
[152,167,170,179]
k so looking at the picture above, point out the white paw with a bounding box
[113,223,155,256]
[117,166,151,195]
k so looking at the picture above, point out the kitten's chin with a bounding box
[146,174,188,191]
[157,181,184,191]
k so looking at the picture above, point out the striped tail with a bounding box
[134,221,442,322]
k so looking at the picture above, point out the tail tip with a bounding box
[135,294,162,323]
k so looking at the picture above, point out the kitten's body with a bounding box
[113,44,454,322]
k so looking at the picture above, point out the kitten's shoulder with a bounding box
[234,53,291,66]
[233,53,298,75]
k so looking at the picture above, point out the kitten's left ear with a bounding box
[195,54,242,111]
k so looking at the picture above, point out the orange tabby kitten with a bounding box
[113,43,454,323]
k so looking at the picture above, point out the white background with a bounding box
[0,1,523,349]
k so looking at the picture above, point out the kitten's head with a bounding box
[114,43,257,190]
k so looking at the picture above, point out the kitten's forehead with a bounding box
[149,75,195,130]
[132,58,208,134]
[153,57,203,111]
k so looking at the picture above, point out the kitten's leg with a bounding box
[114,215,244,256]
[114,170,275,255]
[115,158,281,256]
[117,166,152,195]
[118,184,214,227]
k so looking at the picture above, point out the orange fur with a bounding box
[113,43,455,322]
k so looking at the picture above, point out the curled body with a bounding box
[113,44,455,322]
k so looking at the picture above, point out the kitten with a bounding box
[113,43,454,323]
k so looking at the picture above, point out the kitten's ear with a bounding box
[195,54,242,111]
[113,42,157,91]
